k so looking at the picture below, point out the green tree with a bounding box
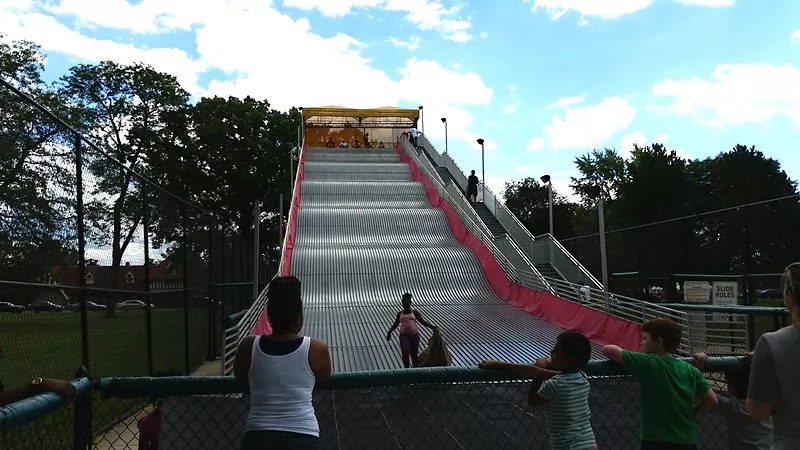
[151,96,301,261]
[502,177,578,239]
[570,148,626,204]
[58,61,190,315]
[694,145,800,275]
[0,36,78,297]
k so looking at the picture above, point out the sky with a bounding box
[2,0,800,203]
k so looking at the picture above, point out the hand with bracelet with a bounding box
[0,347,76,406]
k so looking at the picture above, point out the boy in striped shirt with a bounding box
[480,332,597,450]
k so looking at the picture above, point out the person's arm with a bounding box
[413,310,436,330]
[746,336,777,421]
[233,336,255,385]
[692,367,718,417]
[602,345,624,363]
[309,338,332,384]
[604,346,652,378]
[0,378,76,407]
[529,377,561,407]
[478,360,560,380]
[386,312,401,340]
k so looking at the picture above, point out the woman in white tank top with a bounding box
[234,276,332,450]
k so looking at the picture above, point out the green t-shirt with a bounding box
[622,351,711,445]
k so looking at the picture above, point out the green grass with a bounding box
[1,309,209,449]
[0,309,208,392]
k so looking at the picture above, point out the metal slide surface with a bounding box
[295,147,601,372]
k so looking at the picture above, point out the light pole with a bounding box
[540,175,553,237]
[418,106,424,134]
[477,138,485,203]
[588,185,609,293]
[441,117,448,154]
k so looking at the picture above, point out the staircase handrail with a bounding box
[399,137,519,280]
[537,232,603,289]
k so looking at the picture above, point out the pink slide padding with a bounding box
[397,143,642,351]
[251,145,309,336]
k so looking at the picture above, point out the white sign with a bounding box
[684,281,711,303]
[712,281,739,306]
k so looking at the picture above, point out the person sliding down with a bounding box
[386,293,437,368]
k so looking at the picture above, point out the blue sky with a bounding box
[2,0,799,200]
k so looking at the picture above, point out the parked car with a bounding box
[66,301,108,312]
[26,301,65,313]
[0,301,24,313]
[116,300,153,311]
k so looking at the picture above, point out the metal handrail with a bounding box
[222,141,307,375]
[398,137,519,279]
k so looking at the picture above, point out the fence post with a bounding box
[182,204,190,374]
[206,219,215,361]
[74,133,90,372]
[142,183,154,376]
[71,367,91,450]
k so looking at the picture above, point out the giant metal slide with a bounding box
[248,142,643,372]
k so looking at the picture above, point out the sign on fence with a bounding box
[683,281,711,352]
[712,281,738,306]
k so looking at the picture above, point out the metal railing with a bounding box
[418,134,603,290]
[399,137,520,279]
[221,142,307,375]
[401,136,703,350]
[2,358,745,449]
[660,303,791,354]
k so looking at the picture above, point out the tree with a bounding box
[58,61,190,316]
[503,177,578,239]
[151,96,300,262]
[694,145,800,274]
[0,36,78,298]
[570,148,626,204]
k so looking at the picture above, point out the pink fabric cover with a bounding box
[251,145,309,336]
[397,143,642,351]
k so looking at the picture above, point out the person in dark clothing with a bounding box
[467,170,479,203]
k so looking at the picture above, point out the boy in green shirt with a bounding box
[602,318,718,450]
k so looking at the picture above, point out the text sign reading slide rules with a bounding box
[712,281,739,306]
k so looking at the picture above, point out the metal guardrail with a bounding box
[419,135,603,290]
[401,137,706,352]
[399,138,520,279]
[221,142,307,375]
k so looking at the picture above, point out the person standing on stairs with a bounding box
[386,293,437,368]
[467,170,480,203]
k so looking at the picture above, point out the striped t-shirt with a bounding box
[537,371,597,450]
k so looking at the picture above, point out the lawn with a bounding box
[0,309,209,392]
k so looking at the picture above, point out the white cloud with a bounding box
[540,96,637,150]
[0,8,206,92]
[388,35,421,50]
[282,0,384,17]
[384,0,472,42]
[547,95,585,109]
[503,104,516,114]
[620,130,646,159]
[620,131,691,160]
[791,30,800,41]
[503,84,521,115]
[483,173,511,198]
[527,136,545,152]
[651,63,800,126]
[578,17,588,26]
[673,0,734,6]
[480,31,488,39]
[1,1,492,151]
[528,0,654,20]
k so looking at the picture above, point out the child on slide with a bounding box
[386,293,437,368]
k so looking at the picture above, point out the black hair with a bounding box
[724,355,753,399]
[556,331,591,370]
[266,276,303,333]
[402,292,412,300]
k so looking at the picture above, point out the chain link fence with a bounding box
[2,358,742,449]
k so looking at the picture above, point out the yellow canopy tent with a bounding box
[302,106,419,148]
